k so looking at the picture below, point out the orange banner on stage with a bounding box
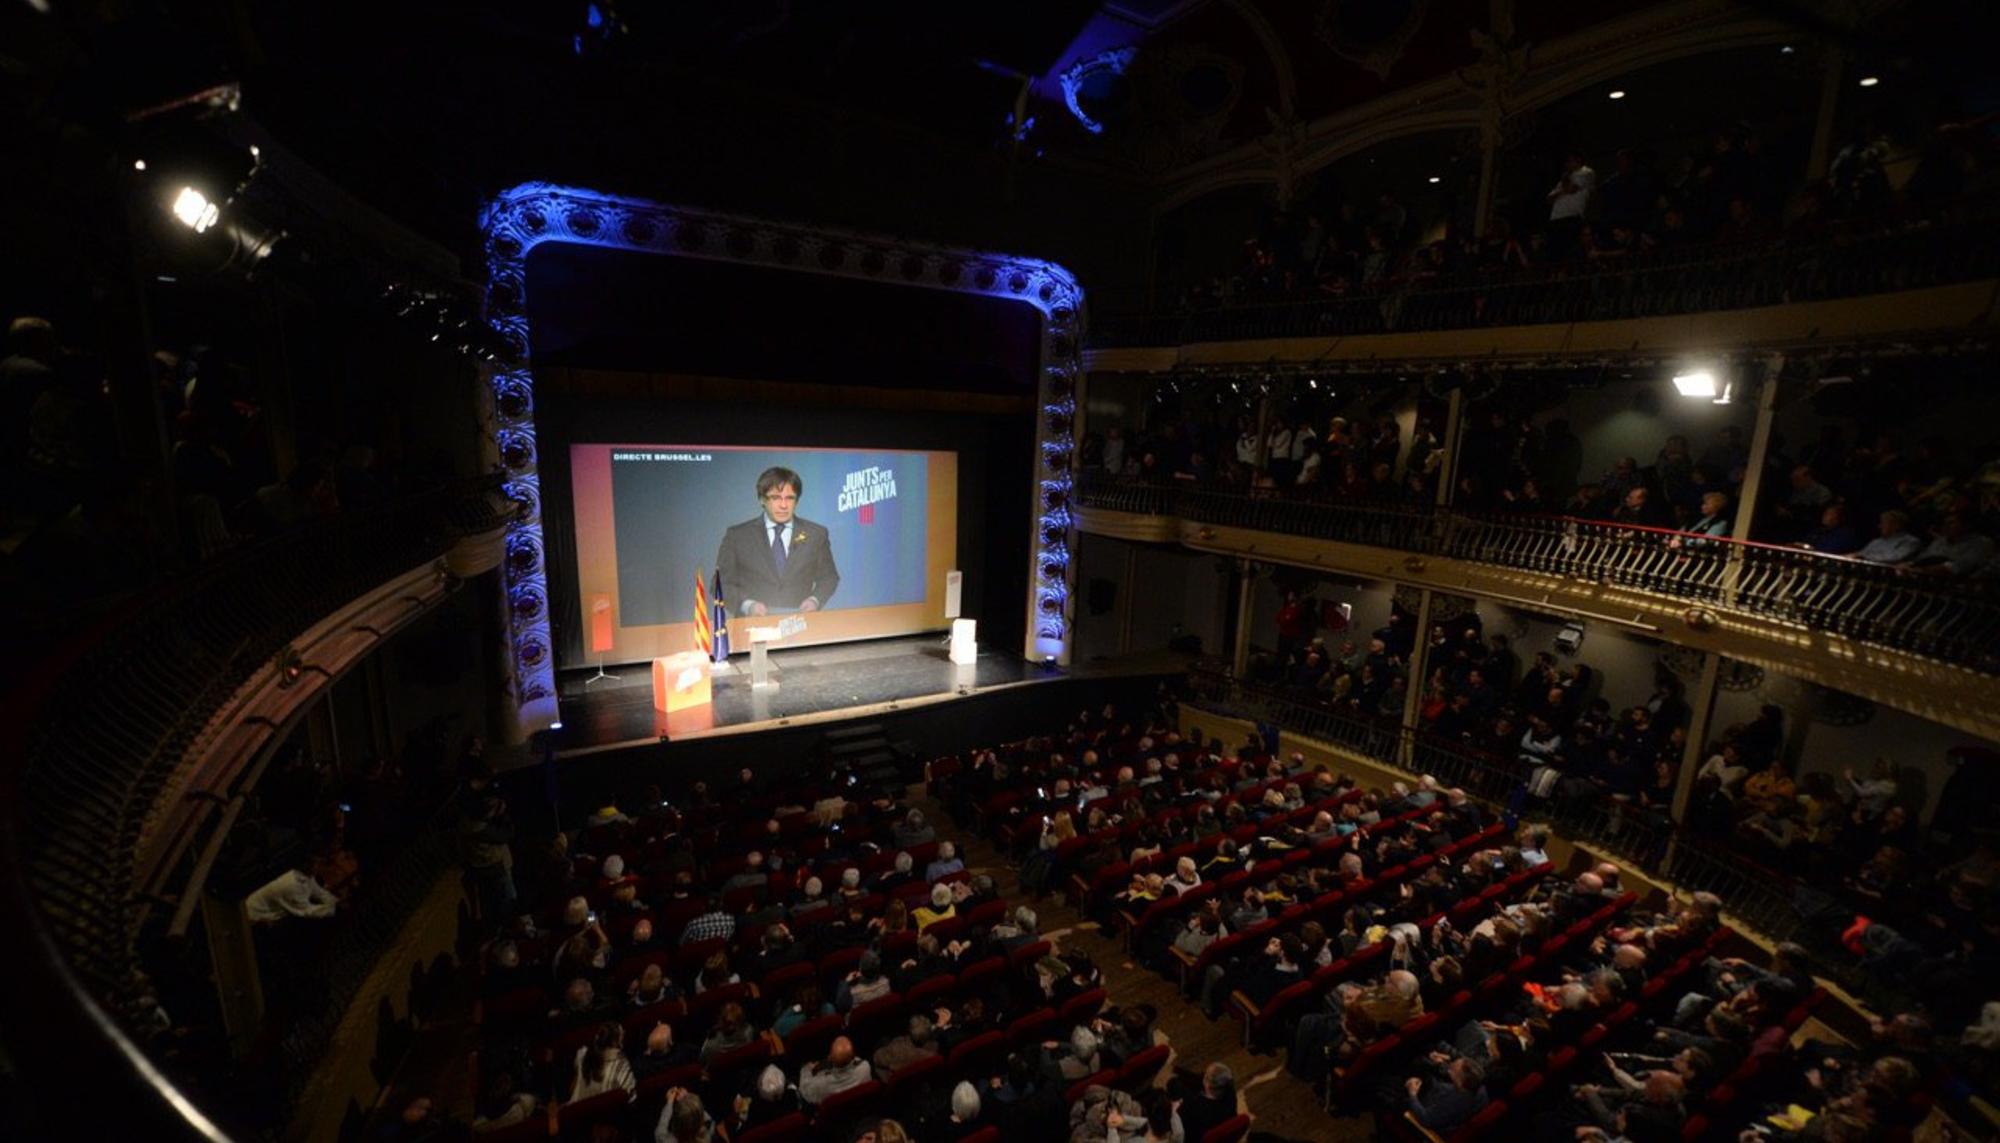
[589,592,615,654]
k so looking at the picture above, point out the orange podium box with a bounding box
[651,652,712,713]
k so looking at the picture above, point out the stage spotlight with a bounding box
[550,719,564,730]
[1858,76,1880,87]
[1427,175,1441,183]
[172,186,221,233]
[1671,370,1717,398]
[132,159,147,171]
[1608,90,1626,100]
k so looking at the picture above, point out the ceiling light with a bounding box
[1427,175,1441,184]
[1858,76,1880,87]
[171,186,220,233]
[1781,45,1796,54]
[1608,90,1626,100]
[132,159,147,171]
[1672,370,1717,398]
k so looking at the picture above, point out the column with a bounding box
[1435,388,1467,507]
[1396,588,1435,768]
[200,892,266,1061]
[1252,393,1273,474]
[1806,44,1848,182]
[1115,543,1138,655]
[1473,115,1502,239]
[1230,558,1258,678]
[306,696,340,771]
[1669,651,1723,825]
[363,654,393,762]
[1729,361,1782,540]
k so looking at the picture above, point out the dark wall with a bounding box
[526,245,1047,393]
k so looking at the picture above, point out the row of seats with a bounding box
[1226,852,1551,1055]
[1121,802,1473,959]
[1381,910,1740,1142]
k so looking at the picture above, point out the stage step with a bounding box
[823,723,886,743]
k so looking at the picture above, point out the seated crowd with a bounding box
[1159,112,1984,315]
[424,730,1245,1143]
[1088,394,1997,591]
[937,686,1956,1141]
[1259,598,1997,1027]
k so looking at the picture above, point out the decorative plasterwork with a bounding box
[1155,0,1802,215]
[478,182,1086,734]
[1313,0,1431,80]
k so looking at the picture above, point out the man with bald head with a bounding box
[632,1021,696,1076]
[1557,872,1606,924]
[798,1036,871,1104]
[1593,863,1624,896]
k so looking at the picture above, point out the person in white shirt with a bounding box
[1235,420,1261,468]
[1546,152,1596,259]
[244,868,338,923]
[1267,421,1297,484]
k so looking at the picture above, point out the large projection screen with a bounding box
[569,442,959,662]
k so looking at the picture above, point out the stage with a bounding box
[549,635,1043,757]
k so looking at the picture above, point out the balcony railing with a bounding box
[1090,210,2000,347]
[0,476,509,1140]
[1077,475,2000,675]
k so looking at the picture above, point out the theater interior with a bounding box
[4,2,2000,1141]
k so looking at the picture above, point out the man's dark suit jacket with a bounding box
[716,515,840,612]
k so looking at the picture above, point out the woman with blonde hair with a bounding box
[1021,810,1076,892]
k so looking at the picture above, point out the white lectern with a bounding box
[745,614,808,689]
[949,618,977,665]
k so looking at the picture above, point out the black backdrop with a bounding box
[522,242,1043,668]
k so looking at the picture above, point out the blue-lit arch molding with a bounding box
[479,183,1086,735]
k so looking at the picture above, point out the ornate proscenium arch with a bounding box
[478,183,1086,736]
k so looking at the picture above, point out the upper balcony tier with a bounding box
[1087,211,2000,366]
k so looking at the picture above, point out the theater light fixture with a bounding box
[132,159,147,171]
[1858,76,1880,87]
[1671,370,1718,398]
[1427,175,1441,183]
[171,186,221,233]
[1608,90,1627,100]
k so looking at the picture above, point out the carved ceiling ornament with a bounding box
[1315,0,1432,80]
[1111,43,1247,174]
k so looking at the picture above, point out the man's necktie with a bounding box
[771,526,787,574]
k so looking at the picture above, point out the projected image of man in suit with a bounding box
[716,466,841,617]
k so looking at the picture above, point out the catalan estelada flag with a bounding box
[693,568,712,657]
[710,569,731,663]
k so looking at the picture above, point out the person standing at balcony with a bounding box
[1267,416,1298,486]
[1547,151,1598,261]
[1234,416,1261,470]
[1275,590,1308,664]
